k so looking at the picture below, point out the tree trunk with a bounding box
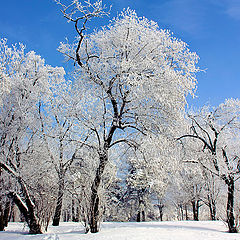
[185,204,189,220]
[142,210,145,222]
[89,149,108,233]
[226,177,238,233]
[0,204,4,231]
[0,217,4,231]
[136,210,145,222]
[0,200,11,231]
[157,203,164,221]
[0,163,42,234]
[192,200,200,221]
[3,200,11,227]
[136,211,141,222]
[207,195,216,221]
[209,203,216,221]
[9,192,42,234]
[63,210,67,222]
[9,202,16,222]
[76,206,80,222]
[179,204,184,220]
[72,199,76,222]
[52,176,65,226]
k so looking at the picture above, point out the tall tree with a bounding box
[0,39,65,234]
[56,2,199,232]
[125,134,177,222]
[37,77,80,226]
[178,99,240,232]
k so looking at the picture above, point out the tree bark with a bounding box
[9,202,16,222]
[157,203,164,221]
[179,204,184,221]
[136,210,145,222]
[0,163,42,234]
[185,204,189,220]
[0,200,11,231]
[226,177,238,233]
[142,210,145,222]
[76,206,80,222]
[9,192,42,234]
[72,199,76,222]
[0,204,4,231]
[89,149,108,233]
[52,176,65,226]
[207,195,216,221]
[136,211,141,222]
[3,200,11,227]
[192,200,200,221]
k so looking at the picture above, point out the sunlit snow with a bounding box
[0,221,239,240]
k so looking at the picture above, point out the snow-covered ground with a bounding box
[0,221,239,240]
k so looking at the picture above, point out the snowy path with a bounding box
[0,221,239,240]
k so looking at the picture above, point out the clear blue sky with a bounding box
[1,0,240,107]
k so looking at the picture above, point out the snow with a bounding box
[0,221,239,240]
[15,194,29,212]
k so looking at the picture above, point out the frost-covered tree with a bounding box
[178,136,211,221]
[0,169,12,231]
[177,126,222,221]
[66,146,119,232]
[0,39,65,234]
[56,2,199,232]
[168,149,203,221]
[125,135,177,222]
[178,99,240,233]
[181,164,205,220]
[37,76,81,227]
[0,39,22,101]
[201,170,221,220]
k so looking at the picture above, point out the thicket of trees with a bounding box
[0,0,240,235]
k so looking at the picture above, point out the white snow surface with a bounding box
[0,221,239,240]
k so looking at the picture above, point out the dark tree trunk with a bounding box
[88,114,116,233]
[185,204,189,220]
[136,211,141,222]
[157,203,164,221]
[207,195,216,221]
[0,218,4,231]
[0,216,4,231]
[192,200,200,221]
[136,210,145,222]
[136,198,145,222]
[0,164,42,234]
[142,210,145,222]
[0,200,11,231]
[9,202,16,222]
[75,206,80,222]
[3,200,11,227]
[72,199,76,222]
[179,204,184,220]
[52,176,65,226]
[9,192,42,234]
[0,204,4,231]
[226,177,238,233]
[90,193,100,233]
[89,149,108,233]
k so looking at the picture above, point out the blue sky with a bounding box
[1,0,240,107]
